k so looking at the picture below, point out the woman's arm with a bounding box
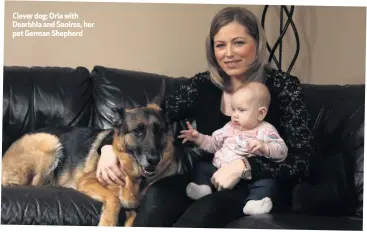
[247,71,316,183]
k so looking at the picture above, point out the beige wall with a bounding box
[3,1,366,85]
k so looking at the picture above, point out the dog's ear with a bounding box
[111,106,126,130]
[149,79,166,107]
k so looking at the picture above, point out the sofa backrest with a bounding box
[2,66,93,154]
[2,65,189,154]
[89,66,189,129]
[302,84,364,217]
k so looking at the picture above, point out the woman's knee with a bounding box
[141,174,189,205]
[252,178,277,187]
[174,190,244,228]
[132,174,192,227]
[192,162,216,180]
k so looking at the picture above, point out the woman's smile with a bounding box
[224,60,242,68]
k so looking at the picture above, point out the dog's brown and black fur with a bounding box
[1,103,178,226]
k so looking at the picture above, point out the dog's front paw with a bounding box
[120,187,140,209]
[98,218,117,227]
[121,199,139,210]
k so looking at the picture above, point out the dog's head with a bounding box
[112,103,169,178]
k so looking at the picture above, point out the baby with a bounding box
[179,81,288,215]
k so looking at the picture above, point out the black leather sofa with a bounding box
[1,65,364,229]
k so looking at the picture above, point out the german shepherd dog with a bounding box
[1,103,178,226]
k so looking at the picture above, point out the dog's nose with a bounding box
[147,156,160,165]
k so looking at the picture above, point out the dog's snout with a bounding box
[147,155,160,165]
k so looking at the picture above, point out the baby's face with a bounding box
[230,90,261,130]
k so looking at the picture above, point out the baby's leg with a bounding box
[243,179,277,215]
[186,161,217,200]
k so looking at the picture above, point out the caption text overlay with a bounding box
[12,12,95,39]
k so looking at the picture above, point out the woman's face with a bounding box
[213,21,257,80]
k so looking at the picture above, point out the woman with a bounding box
[97,6,316,227]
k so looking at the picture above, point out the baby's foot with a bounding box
[243,197,273,215]
[186,182,212,200]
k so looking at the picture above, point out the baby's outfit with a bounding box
[187,121,288,215]
[199,121,288,167]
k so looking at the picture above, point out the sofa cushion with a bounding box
[2,66,92,154]
[226,213,362,230]
[1,186,126,226]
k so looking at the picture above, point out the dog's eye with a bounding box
[133,124,145,137]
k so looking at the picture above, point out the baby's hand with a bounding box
[248,139,268,155]
[178,121,200,144]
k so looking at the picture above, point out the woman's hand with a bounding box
[96,145,126,186]
[211,159,246,190]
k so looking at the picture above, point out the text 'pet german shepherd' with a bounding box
[1,103,179,226]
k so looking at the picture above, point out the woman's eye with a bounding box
[234,41,245,46]
[215,44,225,48]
